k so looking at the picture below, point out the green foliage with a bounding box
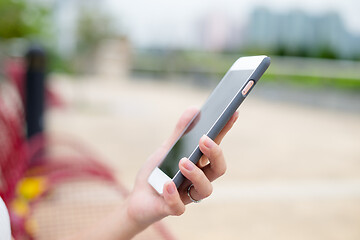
[243,44,339,60]
[317,45,337,59]
[263,73,360,90]
[0,0,49,39]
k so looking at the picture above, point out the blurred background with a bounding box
[0,0,359,239]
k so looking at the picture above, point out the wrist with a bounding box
[114,198,148,240]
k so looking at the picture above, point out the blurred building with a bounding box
[197,11,243,52]
[245,7,360,59]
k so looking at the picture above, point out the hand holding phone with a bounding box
[126,106,239,230]
[148,55,270,194]
[124,56,270,232]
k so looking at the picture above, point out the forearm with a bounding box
[66,199,147,240]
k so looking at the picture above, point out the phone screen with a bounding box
[159,69,254,178]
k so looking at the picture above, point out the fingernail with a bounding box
[199,157,209,167]
[166,182,175,194]
[181,158,194,171]
[203,135,214,149]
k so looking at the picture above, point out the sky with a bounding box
[102,0,360,48]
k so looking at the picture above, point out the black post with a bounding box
[25,45,46,139]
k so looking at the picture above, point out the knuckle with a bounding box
[204,184,213,198]
[214,146,223,159]
[173,205,185,216]
[212,161,226,178]
[219,162,227,176]
[167,199,185,216]
[190,167,203,184]
[208,145,222,162]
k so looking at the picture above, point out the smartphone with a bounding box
[148,55,271,194]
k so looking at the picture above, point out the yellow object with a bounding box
[17,177,47,200]
[11,198,29,217]
[25,217,38,236]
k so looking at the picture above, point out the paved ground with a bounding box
[47,74,360,240]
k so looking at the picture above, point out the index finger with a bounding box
[161,107,199,150]
[214,111,239,144]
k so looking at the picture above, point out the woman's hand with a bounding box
[126,107,239,231]
[65,107,239,240]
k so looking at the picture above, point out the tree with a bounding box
[0,0,48,39]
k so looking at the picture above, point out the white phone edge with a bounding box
[148,167,172,194]
[148,55,268,194]
[230,55,267,71]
